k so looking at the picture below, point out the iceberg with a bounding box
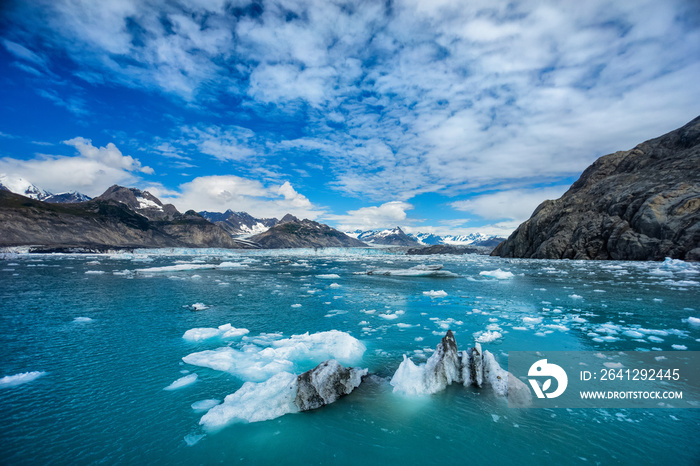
[200,359,367,429]
[390,331,531,405]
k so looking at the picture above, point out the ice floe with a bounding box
[357,264,458,277]
[191,399,221,412]
[316,274,340,279]
[183,330,366,382]
[479,269,514,279]
[423,290,447,298]
[182,324,249,342]
[0,371,46,388]
[191,303,209,311]
[164,373,198,390]
[73,317,93,323]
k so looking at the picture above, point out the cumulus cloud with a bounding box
[161,175,323,220]
[326,201,414,231]
[0,139,153,196]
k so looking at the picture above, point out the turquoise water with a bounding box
[1,249,699,465]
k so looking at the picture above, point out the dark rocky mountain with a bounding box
[251,214,367,248]
[492,116,700,261]
[199,209,278,237]
[0,187,246,250]
[96,185,180,221]
[44,191,92,203]
[356,226,418,246]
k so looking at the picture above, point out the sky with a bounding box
[0,0,698,237]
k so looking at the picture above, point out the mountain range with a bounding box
[0,173,503,252]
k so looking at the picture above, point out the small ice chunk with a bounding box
[164,373,198,390]
[522,317,542,324]
[475,330,502,343]
[329,283,341,289]
[623,330,644,338]
[687,317,700,326]
[73,317,93,323]
[0,371,46,388]
[672,345,688,350]
[85,270,105,275]
[479,269,514,279]
[291,304,302,308]
[191,399,221,412]
[603,362,624,369]
[423,290,447,298]
[569,294,582,299]
[317,274,340,279]
[191,303,209,311]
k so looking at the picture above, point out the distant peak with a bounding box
[280,213,299,223]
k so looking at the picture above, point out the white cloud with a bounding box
[326,201,414,231]
[0,139,153,196]
[160,175,324,220]
[451,186,570,221]
[4,0,700,221]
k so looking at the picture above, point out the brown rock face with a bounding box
[492,116,700,261]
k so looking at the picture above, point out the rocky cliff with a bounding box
[492,116,700,261]
[251,214,367,248]
[0,188,245,250]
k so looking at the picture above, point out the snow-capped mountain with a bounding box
[0,174,92,203]
[347,227,503,247]
[45,191,93,203]
[348,226,417,246]
[199,210,278,237]
[0,174,52,200]
[408,232,495,246]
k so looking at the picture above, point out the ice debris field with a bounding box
[1,249,699,464]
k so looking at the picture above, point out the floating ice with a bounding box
[522,317,543,324]
[191,303,209,311]
[358,264,458,277]
[163,373,198,390]
[687,317,700,326]
[184,433,205,446]
[0,371,46,388]
[475,330,502,343]
[672,344,688,350]
[85,270,105,275]
[199,372,299,429]
[479,269,514,279]
[291,304,302,308]
[423,290,447,298]
[136,262,246,273]
[569,294,582,299]
[73,317,93,323]
[182,324,250,342]
[623,330,644,338]
[316,274,340,279]
[183,330,365,382]
[329,283,341,289]
[191,399,221,412]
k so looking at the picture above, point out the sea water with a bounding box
[1,249,698,465]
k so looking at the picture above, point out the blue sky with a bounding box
[0,0,698,236]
